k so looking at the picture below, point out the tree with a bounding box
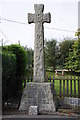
[65,39,80,72]
[59,38,75,68]
[44,39,57,71]
[24,46,34,77]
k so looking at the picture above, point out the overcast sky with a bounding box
[0,0,79,49]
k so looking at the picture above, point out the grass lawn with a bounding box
[46,71,79,97]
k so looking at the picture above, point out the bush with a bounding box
[2,44,27,107]
[8,44,27,77]
[2,51,16,104]
[3,45,27,101]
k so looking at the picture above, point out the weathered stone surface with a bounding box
[28,106,38,115]
[19,83,58,114]
[64,97,80,106]
[28,4,51,82]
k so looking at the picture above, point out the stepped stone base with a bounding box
[19,83,58,114]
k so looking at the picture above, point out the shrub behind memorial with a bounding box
[2,44,27,107]
[7,44,27,100]
[2,51,16,105]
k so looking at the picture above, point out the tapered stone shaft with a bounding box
[28,4,51,82]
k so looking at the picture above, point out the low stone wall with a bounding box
[64,97,80,107]
[59,97,80,107]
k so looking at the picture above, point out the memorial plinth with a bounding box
[19,83,57,114]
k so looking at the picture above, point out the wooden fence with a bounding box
[48,76,80,98]
[24,76,80,98]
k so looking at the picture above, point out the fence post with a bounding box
[60,76,62,97]
[24,76,26,88]
[63,76,65,97]
[67,76,69,97]
[70,76,72,97]
[31,76,33,82]
[27,77,29,82]
[53,76,54,88]
[50,76,51,82]
[74,76,76,97]
[78,76,80,98]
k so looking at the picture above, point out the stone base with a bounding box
[19,83,58,114]
[28,106,38,115]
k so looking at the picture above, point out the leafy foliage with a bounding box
[2,51,16,104]
[2,44,27,105]
[24,47,34,77]
[59,38,74,68]
[8,44,27,77]
[65,39,80,72]
[44,39,57,71]
[44,38,75,71]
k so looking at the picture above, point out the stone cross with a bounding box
[28,4,51,82]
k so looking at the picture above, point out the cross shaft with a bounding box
[28,4,51,82]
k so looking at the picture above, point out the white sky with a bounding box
[0,0,79,49]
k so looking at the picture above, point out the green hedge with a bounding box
[7,44,27,77]
[7,45,27,96]
[2,44,27,105]
[2,51,16,103]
